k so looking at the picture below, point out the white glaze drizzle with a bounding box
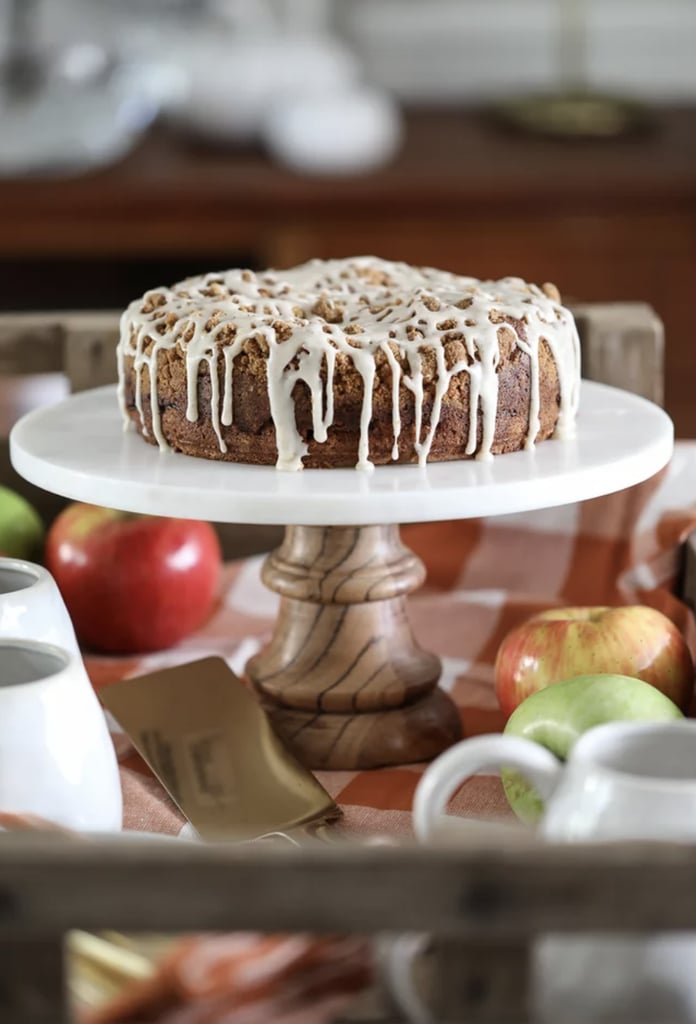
[116,257,581,471]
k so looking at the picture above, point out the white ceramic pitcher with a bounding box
[0,639,122,831]
[412,720,696,1023]
[0,557,79,654]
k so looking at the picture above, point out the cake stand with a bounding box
[10,381,673,770]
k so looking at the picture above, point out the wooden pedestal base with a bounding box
[246,525,462,770]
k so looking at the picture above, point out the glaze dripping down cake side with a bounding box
[117,257,581,471]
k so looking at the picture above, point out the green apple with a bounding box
[502,673,683,824]
[0,486,45,561]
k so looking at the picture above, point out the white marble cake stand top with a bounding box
[10,382,673,526]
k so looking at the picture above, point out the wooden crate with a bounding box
[1,836,696,1023]
[0,303,679,1023]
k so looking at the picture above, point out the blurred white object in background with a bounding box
[168,31,361,145]
[208,0,279,33]
[264,85,403,175]
[340,0,696,104]
[0,54,180,176]
[0,0,404,175]
[165,0,403,173]
[0,0,184,176]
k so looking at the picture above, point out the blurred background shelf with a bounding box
[0,107,694,433]
[0,0,694,437]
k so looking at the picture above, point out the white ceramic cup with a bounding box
[0,558,79,654]
[0,639,122,832]
[410,721,696,1023]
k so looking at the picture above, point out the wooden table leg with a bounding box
[246,524,462,770]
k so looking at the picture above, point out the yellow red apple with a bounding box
[495,605,694,718]
[46,504,222,654]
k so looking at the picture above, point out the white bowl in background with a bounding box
[263,85,403,175]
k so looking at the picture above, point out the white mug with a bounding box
[410,721,696,1023]
[0,558,79,654]
[0,639,122,832]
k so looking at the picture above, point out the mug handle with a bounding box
[413,734,562,842]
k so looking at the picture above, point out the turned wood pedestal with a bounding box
[246,525,462,770]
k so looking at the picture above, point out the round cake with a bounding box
[117,256,581,471]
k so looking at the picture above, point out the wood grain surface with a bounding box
[3,838,696,1023]
[247,525,462,769]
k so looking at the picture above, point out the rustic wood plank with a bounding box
[431,938,531,1024]
[0,316,64,376]
[334,986,399,1023]
[61,313,119,393]
[0,936,66,1024]
[0,839,695,937]
[0,311,119,384]
[572,302,664,406]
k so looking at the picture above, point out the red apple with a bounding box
[46,504,222,654]
[495,606,694,718]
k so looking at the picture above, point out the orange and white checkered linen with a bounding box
[88,445,696,841]
[82,443,696,1023]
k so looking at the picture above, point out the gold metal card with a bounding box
[102,657,340,841]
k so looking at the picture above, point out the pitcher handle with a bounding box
[413,734,562,842]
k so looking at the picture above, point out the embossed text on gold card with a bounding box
[101,657,339,840]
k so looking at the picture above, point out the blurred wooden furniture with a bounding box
[0,302,664,558]
[0,107,692,430]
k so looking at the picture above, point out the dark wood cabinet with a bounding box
[1,108,694,433]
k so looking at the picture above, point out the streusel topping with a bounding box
[118,256,581,470]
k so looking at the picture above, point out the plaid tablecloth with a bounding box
[82,442,696,1023]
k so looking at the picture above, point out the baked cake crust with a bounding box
[117,257,581,471]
